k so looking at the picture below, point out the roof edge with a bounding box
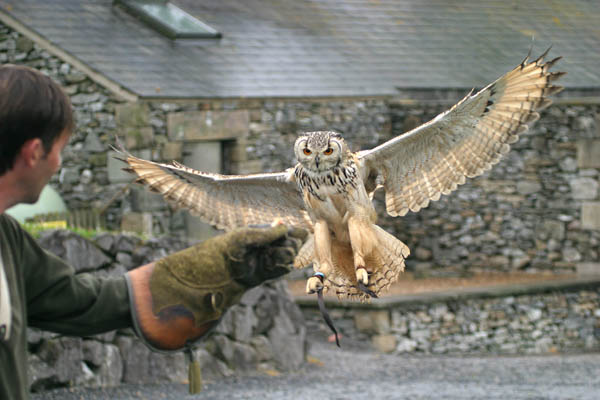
[137,94,396,103]
[0,9,139,102]
[136,93,600,106]
[392,88,600,105]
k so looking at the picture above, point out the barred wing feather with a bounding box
[359,49,565,217]
[119,153,312,231]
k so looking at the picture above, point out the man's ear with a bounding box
[18,138,45,167]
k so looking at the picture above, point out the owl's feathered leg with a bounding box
[347,215,378,297]
[306,220,334,294]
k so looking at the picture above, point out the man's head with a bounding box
[0,64,73,176]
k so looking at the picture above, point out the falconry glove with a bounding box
[126,224,304,352]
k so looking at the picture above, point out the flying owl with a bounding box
[118,50,564,303]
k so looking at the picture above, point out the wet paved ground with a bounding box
[34,338,600,400]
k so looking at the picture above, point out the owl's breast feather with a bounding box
[294,164,357,199]
[295,164,371,226]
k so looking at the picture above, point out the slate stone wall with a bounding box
[2,21,599,277]
[107,98,600,277]
[300,281,600,355]
[0,24,129,223]
[380,101,600,277]
[28,230,306,392]
[105,100,600,277]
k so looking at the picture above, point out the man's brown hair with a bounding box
[0,65,73,175]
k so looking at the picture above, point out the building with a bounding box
[1,0,599,276]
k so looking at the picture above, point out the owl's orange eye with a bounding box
[303,148,312,155]
[323,148,333,155]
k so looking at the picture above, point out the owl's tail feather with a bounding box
[362,225,410,299]
[328,225,408,301]
[294,227,410,302]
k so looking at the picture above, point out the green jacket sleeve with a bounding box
[10,218,132,335]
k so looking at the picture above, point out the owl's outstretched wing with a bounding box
[358,49,565,217]
[117,152,312,231]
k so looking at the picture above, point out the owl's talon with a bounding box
[306,275,324,294]
[356,267,368,285]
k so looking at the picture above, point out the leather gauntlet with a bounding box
[126,225,304,352]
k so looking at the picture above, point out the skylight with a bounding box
[114,0,221,39]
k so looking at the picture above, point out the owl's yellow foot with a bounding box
[356,268,378,298]
[306,274,324,294]
[355,267,368,285]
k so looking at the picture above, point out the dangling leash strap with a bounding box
[313,272,340,347]
[185,346,202,394]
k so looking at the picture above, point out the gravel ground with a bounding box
[34,336,600,400]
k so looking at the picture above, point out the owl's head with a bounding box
[294,131,348,172]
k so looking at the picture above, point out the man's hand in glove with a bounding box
[126,224,305,351]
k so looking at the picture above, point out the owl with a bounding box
[118,50,564,303]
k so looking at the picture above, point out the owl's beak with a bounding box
[315,155,320,169]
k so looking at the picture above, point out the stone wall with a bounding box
[107,98,392,236]
[28,229,306,392]
[0,23,129,225]
[108,100,600,277]
[2,21,599,277]
[380,101,600,277]
[299,280,600,355]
